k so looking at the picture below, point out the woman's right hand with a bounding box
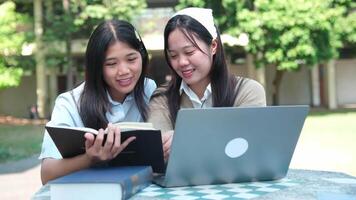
[84,123,136,165]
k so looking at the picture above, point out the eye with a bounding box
[128,57,138,62]
[104,62,116,67]
[185,50,194,55]
[169,53,177,59]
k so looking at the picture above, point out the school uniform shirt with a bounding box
[180,81,213,108]
[39,78,156,159]
[147,76,266,133]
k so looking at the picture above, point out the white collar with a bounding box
[106,90,133,106]
[179,81,212,103]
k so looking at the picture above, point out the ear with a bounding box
[211,39,218,55]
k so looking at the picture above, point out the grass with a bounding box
[0,124,44,163]
[290,109,356,176]
[0,110,355,176]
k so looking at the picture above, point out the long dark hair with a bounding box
[80,19,149,129]
[154,15,239,126]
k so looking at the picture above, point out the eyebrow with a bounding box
[168,45,195,52]
[126,52,139,57]
[104,52,139,61]
[104,57,116,62]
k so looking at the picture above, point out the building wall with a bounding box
[230,63,312,106]
[265,66,311,105]
[335,59,356,106]
[229,64,248,77]
[0,75,37,118]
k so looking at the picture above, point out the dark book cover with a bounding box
[45,126,165,173]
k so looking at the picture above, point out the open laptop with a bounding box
[154,105,309,187]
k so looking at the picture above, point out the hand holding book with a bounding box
[45,122,165,173]
[84,123,136,164]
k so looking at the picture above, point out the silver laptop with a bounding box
[154,105,309,187]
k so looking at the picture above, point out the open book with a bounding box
[45,122,165,173]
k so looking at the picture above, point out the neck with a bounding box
[189,79,210,99]
[108,89,126,103]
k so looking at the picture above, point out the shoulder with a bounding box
[238,77,265,93]
[149,86,169,107]
[144,78,156,88]
[143,78,157,98]
[55,82,84,105]
[153,85,169,95]
[50,83,85,127]
[151,84,170,99]
[234,76,266,107]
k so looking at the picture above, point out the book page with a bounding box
[46,125,99,135]
[114,122,155,131]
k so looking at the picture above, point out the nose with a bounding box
[178,55,189,67]
[117,64,130,76]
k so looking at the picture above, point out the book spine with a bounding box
[122,167,153,200]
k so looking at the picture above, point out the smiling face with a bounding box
[103,41,142,102]
[167,28,217,95]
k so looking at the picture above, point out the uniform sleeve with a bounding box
[147,92,173,133]
[234,79,267,107]
[39,93,82,160]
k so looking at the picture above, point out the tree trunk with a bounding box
[34,0,47,118]
[63,0,74,90]
[272,69,284,105]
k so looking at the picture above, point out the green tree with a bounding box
[178,0,350,105]
[176,0,254,32]
[0,1,30,89]
[332,0,356,45]
[237,0,344,104]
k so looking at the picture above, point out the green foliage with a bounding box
[0,64,23,89]
[177,0,254,32]
[0,1,27,54]
[178,0,356,70]
[0,1,30,89]
[74,0,146,25]
[340,12,356,44]
[43,0,147,69]
[333,0,356,45]
[44,0,147,41]
[237,0,344,70]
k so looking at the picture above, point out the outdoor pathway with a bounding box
[0,155,42,200]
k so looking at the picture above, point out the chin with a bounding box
[120,87,135,95]
[183,77,199,85]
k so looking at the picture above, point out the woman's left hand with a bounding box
[84,123,136,164]
[162,130,174,162]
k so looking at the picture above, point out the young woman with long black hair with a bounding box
[148,8,266,161]
[39,19,156,184]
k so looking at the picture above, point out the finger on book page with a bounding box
[104,124,115,152]
[93,129,105,151]
[111,127,122,155]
